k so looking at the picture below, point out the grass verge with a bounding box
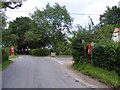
[0,64,2,71]
[9,55,19,59]
[72,62,120,88]
[0,60,13,71]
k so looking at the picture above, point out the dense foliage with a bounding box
[25,3,72,49]
[29,48,50,56]
[72,34,120,76]
[100,6,120,26]
[2,17,32,53]
[71,6,120,76]
[50,40,72,55]
[93,24,115,42]
[93,39,120,74]
[71,30,92,63]
[2,48,9,62]
[2,3,72,55]
[0,0,24,9]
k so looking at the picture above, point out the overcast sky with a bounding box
[5,0,120,27]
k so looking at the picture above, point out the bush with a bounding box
[50,43,72,55]
[63,47,72,55]
[92,39,120,74]
[29,48,50,56]
[71,37,91,63]
[72,36,120,75]
[50,48,56,53]
[2,48,9,62]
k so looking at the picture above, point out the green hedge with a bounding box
[29,48,50,56]
[71,37,91,63]
[92,40,120,74]
[72,37,120,75]
[2,48,9,62]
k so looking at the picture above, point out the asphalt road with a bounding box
[0,71,2,89]
[2,55,92,88]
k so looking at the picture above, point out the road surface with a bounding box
[0,71,2,89]
[2,55,101,88]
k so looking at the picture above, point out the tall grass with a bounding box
[72,62,120,88]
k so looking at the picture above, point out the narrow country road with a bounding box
[2,55,107,88]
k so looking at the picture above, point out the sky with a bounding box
[5,0,120,27]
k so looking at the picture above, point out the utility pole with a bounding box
[118,1,120,8]
[88,15,94,30]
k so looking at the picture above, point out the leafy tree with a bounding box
[9,17,31,35]
[25,21,49,48]
[1,0,25,49]
[0,0,25,9]
[100,6,120,26]
[93,24,115,42]
[54,41,72,55]
[71,24,93,44]
[26,3,73,49]
[7,17,31,53]
[0,11,6,30]
[91,6,120,43]
[2,28,19,47]
[0,10,7,45]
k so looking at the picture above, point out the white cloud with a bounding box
[67,0,120,26]
[5,0,45,21]
[5,0,120,26]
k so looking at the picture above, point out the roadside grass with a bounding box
[1,60,13,70]
[0,64,2,71]
[72,62,120,88]
[9,55,19,59]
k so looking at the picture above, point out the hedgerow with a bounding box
[92,39,120,74]
[29,48,50,56]
[71,36,91,64]
[72,37,120,75]
[2,48,9,62]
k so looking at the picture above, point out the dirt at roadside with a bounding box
[63,60,112,88]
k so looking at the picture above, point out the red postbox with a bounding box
[87,44,92,54]
[10,46,15,56]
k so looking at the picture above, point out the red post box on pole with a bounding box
[87,44,92,54]
[10,46,15,56]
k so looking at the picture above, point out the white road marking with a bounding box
[48,57,64,65]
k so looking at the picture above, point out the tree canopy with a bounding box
[2,17,31,53]
[100,6,120,26]
[3,3,73,54]
[0,0,25,9]
[25,3,73,48]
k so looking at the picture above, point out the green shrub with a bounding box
[92,39,120,74]
[29,48,50,56]
[50,48,56,53]
[63,48,72,55]
[50,43,72,55]
[2,48,9,62]
[71,37,91,63]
